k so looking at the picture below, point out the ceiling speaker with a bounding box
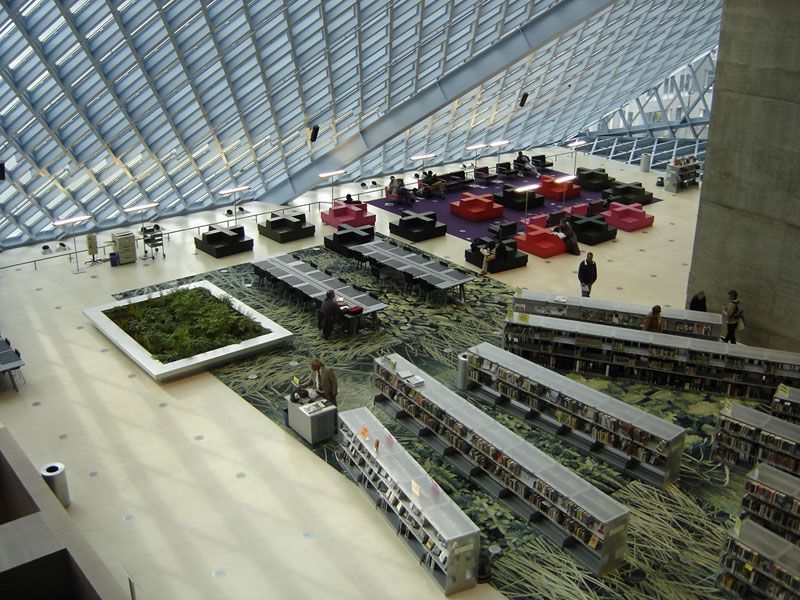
[519,93,529,108]
[310,125,319,143]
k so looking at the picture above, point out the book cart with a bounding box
[742,463,800,547]
[503,313,800,400]
[338,407,480,595]
[712,403,800,478]
[510,289,722,340]
[718,519,800,598]
[372,353,629,576]
[461,343,685,488]
[771,385,800,426]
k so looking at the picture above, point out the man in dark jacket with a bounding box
[319,289,346,339]
[578,252,597,297]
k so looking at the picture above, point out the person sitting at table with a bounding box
[302,359,338,404]
[319,289,347,340]
[514,151,540,178]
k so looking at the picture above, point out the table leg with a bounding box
[9,371,18,392]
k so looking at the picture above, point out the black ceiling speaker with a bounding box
[0,162,5,180]
[309,124,319,143]
[519,93,529,108]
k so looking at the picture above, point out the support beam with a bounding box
[274,0,613,204]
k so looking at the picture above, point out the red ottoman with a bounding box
[515,224,567,258]
[321,201,377,228]
[565,203,588,217]
[450,194,504,221]
[518,214,548,228]
[601,202,654,232]
[539,175,582,201]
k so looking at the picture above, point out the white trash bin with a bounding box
[41,462,71,508]
[457,353,470,391]
[640,153,651,172]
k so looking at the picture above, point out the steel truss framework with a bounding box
[0,0,721,248]
[566,50,717,170]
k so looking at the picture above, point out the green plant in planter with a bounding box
[104,287,268,362]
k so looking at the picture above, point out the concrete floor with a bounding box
[0,148,701,599]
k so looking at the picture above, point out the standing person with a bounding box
[302,359,338,404]
[689,291,707,312]
[723,290,744,344]
[578,252,597,297]
[319,290,346,340]
[642,305,665,332]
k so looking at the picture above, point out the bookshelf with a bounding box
[718,519,800,599]
[510,289,722,340]
[772,385,800,425]
[713,403,800,478]
[338,407,480,595]
[462,343,686,488]
[742,463,800,547]
[372,353,629,576]
[503,313,800,400]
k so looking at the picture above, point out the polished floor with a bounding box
[0,148,702,599]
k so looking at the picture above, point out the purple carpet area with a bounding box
[368,169,660,243]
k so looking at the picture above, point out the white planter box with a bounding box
[83,281,293,382]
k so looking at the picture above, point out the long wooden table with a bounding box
[253,254,387,332]
[349,240,473,302]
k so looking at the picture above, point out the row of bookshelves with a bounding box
[772,385,800,426]
[510,289,722,340]
[503,314,800,400]
[374,353,629,576]
[337,407,480,596]
[462,343,685,488]
[712,404,800,478]
[717,520,800,598]
[741,464,800,548]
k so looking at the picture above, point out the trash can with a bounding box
[41,462,71,508]
[640,153,651,172]
[110,252,119,267]
[457,353,470,391]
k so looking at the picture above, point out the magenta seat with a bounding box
[601,202,654,232]
[321,201,377,228]
[515,224,567,258]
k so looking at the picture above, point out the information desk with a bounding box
[286,394,337,445]
[253,254,387,332]
[350,240,473,302]
[0,348,24,392]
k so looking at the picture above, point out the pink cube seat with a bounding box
[601,202,654,232]
[564,203,588,217]
[321,201,377,228]
[518,214,548,228]
[450,195,504,222]
[515,224,567,258]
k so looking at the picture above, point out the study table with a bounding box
[349,240,473,302]
[252,254,387,332]
[285,391,337,445]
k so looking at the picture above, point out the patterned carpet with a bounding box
[114,238,748,600]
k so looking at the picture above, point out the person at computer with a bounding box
[319,289,347,340]
[514,152,540,178]
[302,359,338,404]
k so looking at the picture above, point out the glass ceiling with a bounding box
[0,0,722,248]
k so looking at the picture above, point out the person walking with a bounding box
[723,290,744,344]
[578,252,597,297]
[642,305,665,332]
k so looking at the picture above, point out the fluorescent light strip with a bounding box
[318,169,346,178]
[52,215,91,226]
[567,139,587,147]
[554,175,578,184]
[466,143,488,151]
[515,184,541,192]
[219,185,252,196]
[123,202,159,213]
[489,140,510,147]
[410,153,436,160]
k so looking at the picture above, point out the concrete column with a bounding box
[687,0,800,351]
